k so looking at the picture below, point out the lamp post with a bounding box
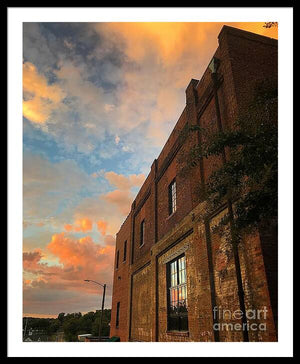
[84,279,106,342]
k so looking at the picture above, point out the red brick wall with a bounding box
[132,191,155,262]
[110,215,131,341]
[157,155,194,241]
[130,263,154,341]
[219,26,278,116]
[111,25,278,342]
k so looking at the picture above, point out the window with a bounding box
[116,250,119,269]
[168,179,177,215]
[167,254,188,331]
[116,302,120,328]
[123,240,127,262]
[140,220,145,246]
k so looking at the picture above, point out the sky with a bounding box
[22,22,278,318]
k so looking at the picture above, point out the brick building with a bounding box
[110,25,278,342]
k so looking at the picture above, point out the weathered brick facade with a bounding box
[110,26,278,342]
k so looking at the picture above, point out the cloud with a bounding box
[61,172,145,239]
[128,173,146,188]
[101,171,145,215]
[23,220,45,229]
[54,62,105,108]
[63,218,93,233]
[95,22,210,65]
[23,61,65,124]
[104,104,115,113]
[23,152,101,222]
[114,135,120,145]
[96,22,277,65]
[97,220,108,236]
[23,231,115,314]
[102,189,133,216]
[67,194,122,237]
[104,171,145,190]
[104,234,115,246]
[23,22,278,155]
[64,39,75,50]
[23,249,44,270]
[47,233,113,269]
[64,224,73,232]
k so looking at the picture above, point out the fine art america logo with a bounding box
[213,306,268,332]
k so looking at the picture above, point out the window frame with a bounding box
[116,250,119,269]
[140,219,145,247]
[166,253,188,332]
[168,179,177,216]
[116,301,120,328]
[123,240,127,262]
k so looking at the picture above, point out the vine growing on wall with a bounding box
[180,78,278,238]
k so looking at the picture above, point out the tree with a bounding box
[63,318,80,342]
[57,312,65,324]
[46,319,60,336]
[184,78,277,235]
[23,310,111,342]
[77,312,94,333]
[91,309,111,337]
[59,310,111,341]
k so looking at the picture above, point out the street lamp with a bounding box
[84,279,106,342]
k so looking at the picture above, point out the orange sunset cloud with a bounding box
[23,232,115,299]
[23,61,65,124]
[64,218,93,233]
[104,171,145,190]
[101,171,146,216]
[64,223,73,232]
[97,220,108,236]
[99,22,277,63]
[103,189,133,216]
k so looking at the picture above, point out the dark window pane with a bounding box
[180,316,189,331]
[116,302,120,328]
[168,316,179,331]
[123,240,127,261]
[140,220,145,246]
[116,250,119,269]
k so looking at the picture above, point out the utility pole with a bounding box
[84,280,106,342]
[98,284,106,341]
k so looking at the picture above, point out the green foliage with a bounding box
[23,309,111,342]
[57,312,65,323]
[63,317,81,342]
[183,79,278,235]
[91,310,111,337]
[23,317,60,341]
[48,320,60,335]
[61,309,111,341]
